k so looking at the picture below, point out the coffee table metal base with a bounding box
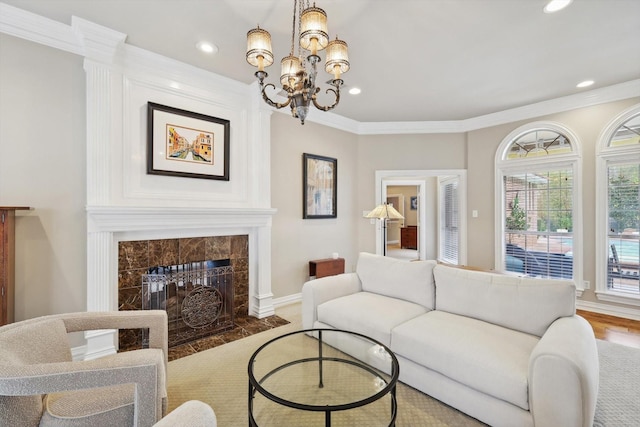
[248,329,398,426]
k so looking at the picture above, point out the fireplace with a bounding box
[85,205,276,361]
[142,259,234,348]
[118,235,248,352]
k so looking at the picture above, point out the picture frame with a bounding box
[410,196,418,210]
[147,102,230,180]
[303,153,337,219]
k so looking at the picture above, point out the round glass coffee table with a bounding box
[248,328,399,426]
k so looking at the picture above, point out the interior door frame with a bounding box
[375,169,467,263]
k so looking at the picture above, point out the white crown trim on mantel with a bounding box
[86,205,277,233]
[2,2,639,136]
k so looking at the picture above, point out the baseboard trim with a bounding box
[577,300,640,321]
[273,293,302,309]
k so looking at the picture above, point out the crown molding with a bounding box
[0,2,82,54]
[351,79,640,135]
[2,2,639,136]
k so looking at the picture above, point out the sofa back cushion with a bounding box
[356,252,436,310]
[433,264,576,337]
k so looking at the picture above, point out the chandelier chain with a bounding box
[290,0,297,56]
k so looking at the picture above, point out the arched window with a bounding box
[596,104,640,303]
[495,122,582,287]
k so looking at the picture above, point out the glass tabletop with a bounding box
[248,329,399,426]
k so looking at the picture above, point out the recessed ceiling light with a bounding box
[196,41,218,54]
[544,0,572,13]
[576,80,594,88]
[348,87,361,95]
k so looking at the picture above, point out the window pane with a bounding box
[607,163,640,293]
[609,114,640,148]
[504,169,573,279]
[506,130,572,159]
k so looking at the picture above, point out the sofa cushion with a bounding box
[356,252,436,309]
[391,311,539,410]
[316,291,428,347]
[433,264,576,337]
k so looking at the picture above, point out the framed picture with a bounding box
[410,196,418,210]
[147,102,230,180]
[303,153,337,219]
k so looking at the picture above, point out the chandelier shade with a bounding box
[245,0,350,125]
[280,55,303,89]
[299,5,329,55]
[325,38,350,80]
[246,27,274,71]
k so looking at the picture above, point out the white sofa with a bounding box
[302,252,599,427]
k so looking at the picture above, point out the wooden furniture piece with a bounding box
[309,258,345,279]
[1,206,29,326]
[401,225,418,249]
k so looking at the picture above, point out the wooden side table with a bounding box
[1,206,30,326]
[309,258,345,279]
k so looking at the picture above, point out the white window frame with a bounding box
[495,121,583,292]
[595,103,640,306]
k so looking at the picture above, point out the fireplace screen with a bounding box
[142,259,234,348]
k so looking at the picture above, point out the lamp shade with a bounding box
[246,26,274,71]
[325,38,350,80]
[299,5,329,55]
[365,203,404,220]
[280,55,303,89]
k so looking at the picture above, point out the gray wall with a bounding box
[0,34,87,320]
[465,98,640,304]
[270,114,359,295]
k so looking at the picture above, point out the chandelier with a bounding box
[246,0,350,125]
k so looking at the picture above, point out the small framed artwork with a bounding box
[147,102,230,180]
[303,153,337,219]
[410,196,418,210]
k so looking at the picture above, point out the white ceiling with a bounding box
[3,0,640,123]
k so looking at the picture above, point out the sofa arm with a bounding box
[528,315,599,427]
[302,272,361,329]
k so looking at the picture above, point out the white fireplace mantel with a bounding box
[85,205,277,359]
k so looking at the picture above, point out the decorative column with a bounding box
[74,17,127,359]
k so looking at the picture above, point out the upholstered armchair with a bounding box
[0,310,168,427]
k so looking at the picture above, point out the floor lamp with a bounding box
[365,202,404,256]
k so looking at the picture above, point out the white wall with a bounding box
[0,34,86,321]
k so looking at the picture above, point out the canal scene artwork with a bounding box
[166,124,214,165]
[147,102,230,180]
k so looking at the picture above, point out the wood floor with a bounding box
[578,310,640,349]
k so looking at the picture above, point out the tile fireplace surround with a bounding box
[118,235,247,347]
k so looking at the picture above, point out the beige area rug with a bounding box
[167,303,485,426]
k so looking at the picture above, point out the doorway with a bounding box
[375,170,467,264]
[386,186,419,261]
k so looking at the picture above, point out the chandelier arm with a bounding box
[261,83,292,109]
[312,86,341,112]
